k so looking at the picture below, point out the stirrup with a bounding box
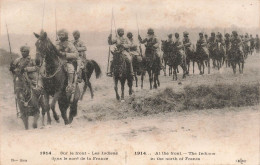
[106,72,113,77]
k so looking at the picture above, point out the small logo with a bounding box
[236,158,246,164]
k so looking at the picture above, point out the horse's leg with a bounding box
[198,61,202,75]
[50,91,61,122]
[58,99,69,125]
[80,80,87,100]
[121,79,126,100]
[127,77,133,95]
[33,111,40,129]
[187,61,190,75]
[153,72,157,89]
[114,77,120,100]
[164,59,167,76]
[193,61,195,74]
[86,78,94,99]
[21,115,29,130]
[43,94,51,125]
[141,72,144,89]
[69,102,77,124]
[157,72,160,87]
[148,70,153,90]
[208,58,210,74]
[182,64,186,79]
[135,73,138,87]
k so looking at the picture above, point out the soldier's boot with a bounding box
[129,62,135,78]
[77,69,82,83]
[66,73,74,93]
[107,61,114,77]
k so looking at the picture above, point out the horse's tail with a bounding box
[91,60,101,79]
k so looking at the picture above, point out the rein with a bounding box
[40,58,62,79]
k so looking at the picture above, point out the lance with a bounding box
[106,8,114,75]
[135,14,143,57]
[112,9,117,37]
[6,22,20,118]
[55,8,58,41]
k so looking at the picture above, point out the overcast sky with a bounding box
[1,0,259,35]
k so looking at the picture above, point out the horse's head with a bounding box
[34,30,61,61]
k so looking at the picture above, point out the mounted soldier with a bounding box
[174,32,186,60]
[225,33,231,66]
[56,29,79,91]
[196,32,209,55]
[183,31,192,52]
[10,45,42,91]
[249,34,255,54]
[230,31,244,60]
[107,28,134,77]
[205,34,209,44]
[208,32,217,51]
[72,30,86,83]
[138,28,164,70]
[9,45,50,129]
[229,31,245,74]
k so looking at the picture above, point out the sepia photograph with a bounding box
[0,0,259,164]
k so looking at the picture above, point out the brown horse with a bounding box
[10,66,49,129]
[111,49,133,101]
[34,31,80,125]
[80,59,101,100]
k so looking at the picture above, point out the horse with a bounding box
[184,44,197,74]
[161,40,173,76]
[229,45,244,74]
[34,31,80,125]
[168,44,188,80]
[111,49,133,101]
[144,46,161,89]
[196,45,210,75]
[209,42,223,70]
[10,66,49,130]
[132,54,146,89]
[80,59,101,100]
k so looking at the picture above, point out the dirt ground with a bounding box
[0,53,259,165]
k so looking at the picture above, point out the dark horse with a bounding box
[196,45,210,75]
[80,59,101,100]
[168,44,188,80]
[111,49,133,101]
[161,40,173,76]
[229,45,244,74]
[132,54,146,89]
[144,47,161,89]
[34,31,80,125]
[10,67,49,130]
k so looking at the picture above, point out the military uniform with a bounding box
[138,29,164,70]
[174,35,185,57]
[56,29,79,89]
[11,46,42,89]
[128,38,140,56]
[196,33,209,55]
[183,32,192,58]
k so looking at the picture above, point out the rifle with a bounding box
[135,14,143,57]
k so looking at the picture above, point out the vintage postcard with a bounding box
[0,0,259,164]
